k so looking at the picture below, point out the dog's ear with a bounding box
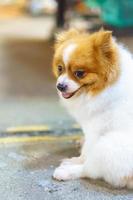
[54,28,80,49]
[94,30,112,48]
[93,30,112,50]
[92,30,113,57]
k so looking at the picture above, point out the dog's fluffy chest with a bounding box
[61,89,119,135]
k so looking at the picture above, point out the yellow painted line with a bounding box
[6,125,50,133]
[0,135,81,144]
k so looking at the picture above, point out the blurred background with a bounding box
[0,0,133,131]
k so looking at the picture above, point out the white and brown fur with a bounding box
[52,29,133,188]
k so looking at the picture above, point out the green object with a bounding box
[85,0,105,8]
[85,0,133,27]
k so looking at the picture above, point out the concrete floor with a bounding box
[0,16,133,199]
[1,140,133,200]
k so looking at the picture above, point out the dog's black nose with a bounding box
[57,83,67,92]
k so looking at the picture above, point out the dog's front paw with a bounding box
[53,164,83,181]
[53,166,72,181]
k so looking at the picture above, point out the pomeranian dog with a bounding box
[52,29,133,189]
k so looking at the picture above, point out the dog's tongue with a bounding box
[62,92,72,99]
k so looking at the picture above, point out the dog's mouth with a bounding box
[61,91,76,99]
[61,87,83,99]
[60,81,95,99]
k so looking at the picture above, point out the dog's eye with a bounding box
[58,65,63,74]
[74,70,86,79]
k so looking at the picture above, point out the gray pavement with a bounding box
[1,140,133,200]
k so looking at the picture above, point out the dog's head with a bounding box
[53,29,119,99]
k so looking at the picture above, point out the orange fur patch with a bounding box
[53,29,120,96]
